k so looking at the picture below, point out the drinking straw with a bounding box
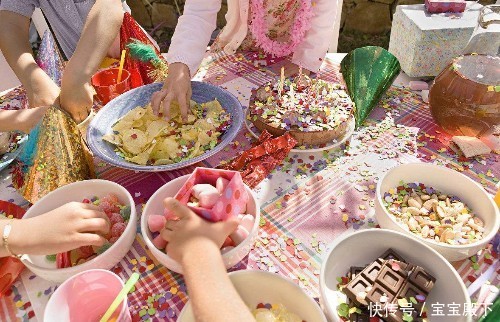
[117,50,126,83]
[99,272,139,322]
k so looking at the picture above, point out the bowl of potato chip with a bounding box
[87,82,243,171]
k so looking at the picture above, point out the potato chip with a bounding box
[104,101,230,166]
[122,129,148,154]
[126,141,156,165]
[146,120,168,141]
[102,133,123,146]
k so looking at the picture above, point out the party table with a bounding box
[0,53,498,322]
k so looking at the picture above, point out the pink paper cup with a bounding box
[44,269,131,322]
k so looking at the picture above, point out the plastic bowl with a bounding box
[141,175,260,274]
[21,180,136,283]
[320,229,471,322]
[375,163,499,261]
[179,270,327,322]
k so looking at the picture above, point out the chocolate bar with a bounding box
[366,260,435,322]
[342,250,435,322]
[344,249,407,307]
[378,249,406,263]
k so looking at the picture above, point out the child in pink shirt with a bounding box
[151,0,338,121]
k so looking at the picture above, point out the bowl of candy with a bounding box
[178,270,327,322]
[320,229,471,322]
[375,163,499,262]
[21,180,136,283]
[141,168,260,274]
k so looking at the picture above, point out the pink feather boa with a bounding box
[249,0,314,58]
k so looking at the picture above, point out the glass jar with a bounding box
[463,5,500,56]
[429,54,500,137]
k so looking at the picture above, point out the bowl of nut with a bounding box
[375,163,499,262]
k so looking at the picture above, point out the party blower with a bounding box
[340,46,401,128]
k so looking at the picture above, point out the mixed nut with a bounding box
[384,182,485,245]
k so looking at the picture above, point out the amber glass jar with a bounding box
[429,54,500,137]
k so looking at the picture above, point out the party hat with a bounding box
[13,106,94,203]
[340,46,401,128]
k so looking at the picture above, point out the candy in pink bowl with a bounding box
[141,173,260,274]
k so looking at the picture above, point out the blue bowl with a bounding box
[87,82,243,172]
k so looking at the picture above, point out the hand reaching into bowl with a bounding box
[0,202,110,258]
[160,198,255,322]
[151,62,192,122]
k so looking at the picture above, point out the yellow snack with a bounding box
[105,100,230,165]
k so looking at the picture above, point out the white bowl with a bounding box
[375,163,499,261]
[320,229,471,322]
[141,174,260,274]
[22,179,136,283]
[178,270,327,322]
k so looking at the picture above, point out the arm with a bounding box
[151,0,221,122]
[0,202,109,258]
[0,106,48,133]
[160,198,255,322]
[291,0,337,72]
[166,0,221,77]
[182,241,256,322]
[61,0,124,122]
[0,9,60,108]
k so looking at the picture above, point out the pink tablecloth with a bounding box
[0,52,498,321]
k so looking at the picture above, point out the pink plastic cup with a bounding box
[91,68,131,105]
[44,269,131,322]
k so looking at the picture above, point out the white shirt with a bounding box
[167,0,337,77]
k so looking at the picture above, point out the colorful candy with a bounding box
[252,303,304,322]
[50,193,130,268]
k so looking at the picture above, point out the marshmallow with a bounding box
[148,214,166,232]
[239,214,255,232]
[216,177,230,194]
[230,225,249,245]
[152,234,167,249]
[222,236,235,248]
[192,184,220,208]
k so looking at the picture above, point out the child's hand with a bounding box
[160,198,238,263]
[60,78,94,123]
[8,202,110,256]
[26,73,61,109]
[151,62,192,122]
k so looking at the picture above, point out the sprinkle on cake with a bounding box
[251,75,353,133]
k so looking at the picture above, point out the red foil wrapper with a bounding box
[220,131,297,188]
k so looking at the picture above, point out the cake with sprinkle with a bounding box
[249,75,354,146]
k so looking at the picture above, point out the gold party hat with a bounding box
[14,106,94,203]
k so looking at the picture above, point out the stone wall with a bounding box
[129,0,495,53]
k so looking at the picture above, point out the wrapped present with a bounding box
[425,0,466,13]
[389,3,482,77]
[171,167,249,222]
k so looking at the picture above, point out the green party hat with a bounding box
[340,46,401,128]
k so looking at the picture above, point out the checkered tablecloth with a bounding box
[0,52,498,322]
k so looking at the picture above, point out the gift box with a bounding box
[173,167,249,222]
[389,3,482,77]
[425,0,466,13]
